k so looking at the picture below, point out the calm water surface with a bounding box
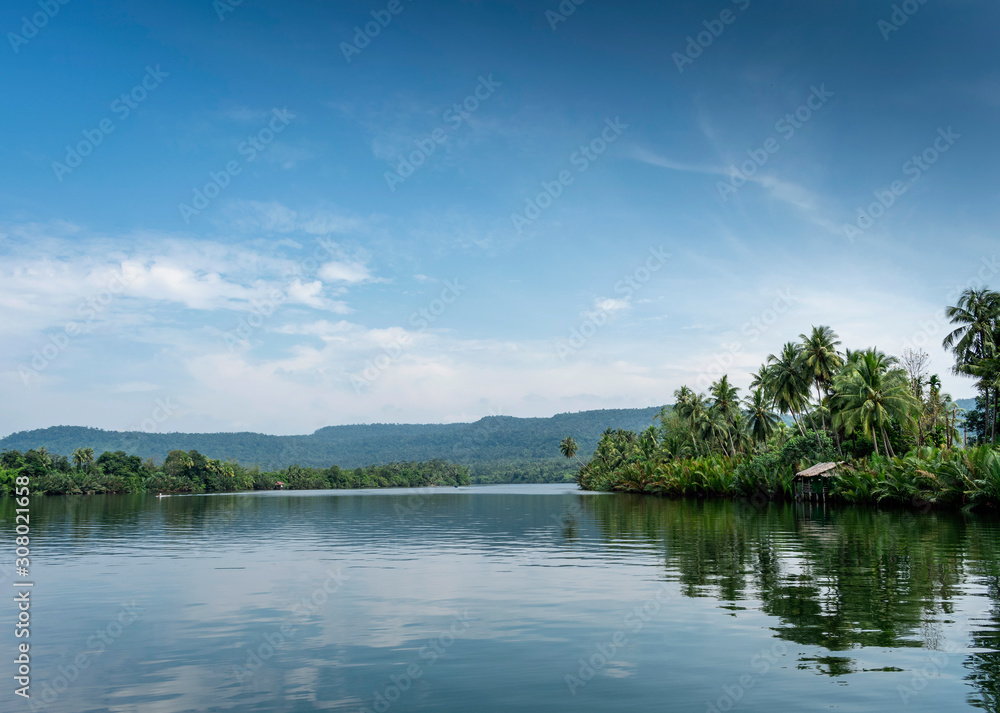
[3,484,1000,712]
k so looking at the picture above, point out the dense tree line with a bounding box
[567,288,1000,509]
[468,459,575,484]
[0,448,469,496]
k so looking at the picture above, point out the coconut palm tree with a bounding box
[944,289,1000,363]
[766,342,811,436]
[832,349,920,457]
[710,375,741,455]
[731,411,754,455]
[843,349,863,368]
[799,326,844,433]
[559,436,578,460]
[638,425,659,460]
[750,365,770,395]
[744,388,779,447]
[965,355,1000,444]
[560,436,589,469]
[696,407,732,456]
[72,447,95,470]
[674,386,709,455]
[771,421,793,450]
[944,288,1000,443]
[939,394,963,449]
[673,386,695,413]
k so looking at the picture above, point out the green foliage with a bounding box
[577,426,1000,511]
[778,431,837,470]
[257,459,469,490]
[942,288,1000,445]
[96,451,147,492]
[965,394,998,445]
[469,460,574,484]
[0,466,19,497]
[576,404,1000,511]
[0,447,470,496]
[832,350,920,456]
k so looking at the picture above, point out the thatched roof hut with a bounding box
[795,462,843,479]
[794,462,844,500]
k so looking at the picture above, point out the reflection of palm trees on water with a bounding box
[578,495,1000,707]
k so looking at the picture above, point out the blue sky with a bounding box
[1,0,998,436]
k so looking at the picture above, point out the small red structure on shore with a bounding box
[275,481,285,490]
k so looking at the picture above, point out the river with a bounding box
[3,484,999,712]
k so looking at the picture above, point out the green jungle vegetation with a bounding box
[0,407,663,484]
[0,449,469,496]
[565,288,1000,510]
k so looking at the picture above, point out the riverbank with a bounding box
[0,448,470,496]
[576,442,1000,511]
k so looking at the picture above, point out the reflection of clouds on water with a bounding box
[13,487,1000,712]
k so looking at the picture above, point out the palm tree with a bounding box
[832,349,920,456]
[696,407,731,456]
[559,436,586,467]
[731,411,754,455]
[72,447,95,470]
[750,365,770,395]
[799,326,844,433]
[939,394,963,449]
[744,388,779,446]
[966,355,1000,444]
[710,375,741,455]
[673,386,695,413]
[674,386,707,455]
[944,288,1000,363]
[944,288,1000,443]
[771,421,793,450]
[638,425,659,460]
[766,342,811,436]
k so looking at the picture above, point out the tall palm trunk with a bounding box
[803,408,823,446]
[992,386,998,444]
[881,427,894,457]
[721,411,736,456]
[815,383,828,432]
[790,410,806,436]
[871,425,880,456]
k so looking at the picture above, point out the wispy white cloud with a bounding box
[593,297,630,313]
[626,146,726,176]
[0,221,373,338]
[628,146,841,234]
[318,261,373,284]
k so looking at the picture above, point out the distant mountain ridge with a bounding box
[0,407,666,472]
[956,398,977,413]
[2,399,979,477]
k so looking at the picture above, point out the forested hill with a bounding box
[956,398,977,413]
[0,407,665,471]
